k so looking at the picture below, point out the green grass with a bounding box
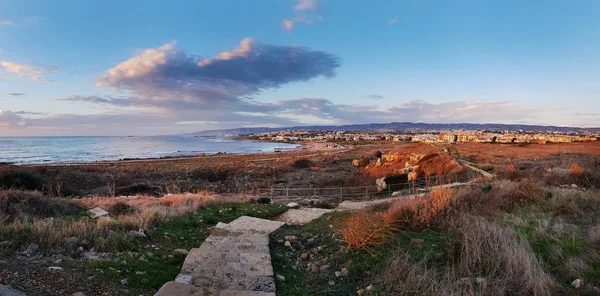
[87,203,287,294]
[270,212,453,296]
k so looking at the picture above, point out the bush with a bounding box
[291,159,314,169]
[0,171,43,191]
[339,211,395,253]
[0,190,83,220]
[115,183,162,197]
[257,197,271,204]
[569,163,584,176]
[108,202,137,215]
[384,187,453,230]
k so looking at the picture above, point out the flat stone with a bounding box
[87,207,109,219]
[276,208,333,225]
[215,216,285,234]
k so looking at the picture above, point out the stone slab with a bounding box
[214,216,284,234]
[275,208,334,225]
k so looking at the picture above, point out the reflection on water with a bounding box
[0,136,298,164]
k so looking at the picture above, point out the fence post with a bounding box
[286,188,289,198]
[365,186,368,199]
[314,188,317,197]
[340,187,343,200]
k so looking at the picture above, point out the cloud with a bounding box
[363,94,383,100]
[6,93,26,97]
[0,110,28,129]
[282,16,320,33]
[389,16,399,24]
[95,38,340,111]
[0,19,15,26]
[0,61,57,82]
[294,0,319,11]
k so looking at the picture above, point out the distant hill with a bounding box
[188,122,600,137]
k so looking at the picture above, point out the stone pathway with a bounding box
[155,216,284,296]
[275,208,333,225]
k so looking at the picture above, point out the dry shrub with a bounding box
[377,217,555,295]
[0,190,83,220]
[290,158,315,169]
[569,163,584,176]
[107,202,137,215]
[384,187,453,230]
[339,211,395,253]
[507,163,517,173]
[456,216,555,295]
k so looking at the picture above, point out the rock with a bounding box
[48,266,64,272]
[410,238,424,249]
[87,207,109,219]
[0,285,27,296]
[571,184,578,189]
[276,274,286,281]
[375,158,383,168]
[329,280,335,286]
[376,177,387,192]
[352,158,370,167]
[286,202,300,208]
[284,235,297,242]
[120,278,128,287]
[135,271,146,275]
[572,278,583,289]
[72,292,85,296]
[284,241,292,247]
[175,274,193,284]
[172,249,189,256]
[357,289,365,296]
[300,253,309,260]
[335,271,342,277]
[366,285,373,291]
[128,229,147,238]
[25,243,40,256]
[320,265,330,271]
[83,252,100,261]
[341,267,349,276]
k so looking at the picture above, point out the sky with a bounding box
[1,0,600,136]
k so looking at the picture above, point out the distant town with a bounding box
[239,129,599,144]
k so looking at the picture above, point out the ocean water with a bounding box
[0,136,298,164]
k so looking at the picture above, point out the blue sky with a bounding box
[1,0,600,136]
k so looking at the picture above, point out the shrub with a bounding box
[339,211,395,253]
[0,190,83,220]
[257,197,271,204]
[115,183,162,197]
[0,171,43,191]
[108,202,137,215]
[291,159,314,169]
[569,163,584,176]
[384,187,453,230]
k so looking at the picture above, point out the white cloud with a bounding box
[294,0,319,11]
[282,16,321,33]
[0,61,56,82]
[282,19,295,32]
[0,19,15,26]
[389,16,399,24]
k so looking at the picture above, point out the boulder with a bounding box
[286,202,299,208]
[375,158,383,168]
[572,278,583,289]
[0,285,27,296]
[376,175,410,192]
[87,207,109,219]
[128,229,147,238]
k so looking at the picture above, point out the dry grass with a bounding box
[0,192,254,252]
[339,211,395,253]
[0,189,83,220]
[384,187,454,230]
[378,216,555,296]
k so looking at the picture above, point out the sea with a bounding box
[0,136,298,164]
